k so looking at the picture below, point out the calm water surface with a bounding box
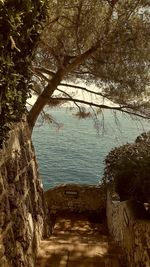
[32,109,150,190]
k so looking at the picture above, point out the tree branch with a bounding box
[52,97,150,119]
[26,101,33,107]
[59,83,113,102]
[31,70,51,83]
[32,67,55,77]
[56,88,81,110]
[61,6,115,76]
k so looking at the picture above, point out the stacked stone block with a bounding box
[107,190,150,267]
[45,184,106,217]
[0,120,50,267]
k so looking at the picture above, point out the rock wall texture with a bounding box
[107,190,150,267]
[0,119,50,267]
[45,184,106,216]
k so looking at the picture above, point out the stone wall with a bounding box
[107,189,150,267]
[0,119,50,267]
[45,184,106,217]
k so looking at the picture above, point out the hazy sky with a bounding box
[27,82,116,108]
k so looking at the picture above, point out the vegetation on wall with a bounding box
[104,132,150,204]
[0,0,47,146]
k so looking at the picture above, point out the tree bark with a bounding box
[28,33,111,130]
[28,47,99,130]
[28,69,63,130]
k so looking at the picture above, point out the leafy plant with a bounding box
[0,0,47,146]
[104,132,150,203]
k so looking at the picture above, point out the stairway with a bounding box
[36,213,126,267]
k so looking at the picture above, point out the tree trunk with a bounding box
[28,70,63,130]
[28,45,103,130]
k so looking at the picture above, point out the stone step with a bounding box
[36,215,126,267]
[36,252,122,267]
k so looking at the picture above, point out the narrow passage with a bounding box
[36,213,126,267]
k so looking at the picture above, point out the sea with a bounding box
[32,108,150,191]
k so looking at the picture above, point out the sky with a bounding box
[27,81,116,108]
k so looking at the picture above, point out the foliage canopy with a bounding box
[29,0,150,128]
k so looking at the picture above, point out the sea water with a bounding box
[32,108,150,190]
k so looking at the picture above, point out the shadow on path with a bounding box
[36,213,127,267]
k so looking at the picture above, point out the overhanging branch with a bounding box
[60,83,105,96]
[59,83,114,102]
[52,97,150,119]
[56,88,81,110]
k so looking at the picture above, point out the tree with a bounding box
[28,0,150,130]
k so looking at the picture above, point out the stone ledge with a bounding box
[45,184,106,218]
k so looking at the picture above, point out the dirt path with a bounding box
[36,214,126,267]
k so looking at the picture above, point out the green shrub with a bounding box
[0,0,48,146]
[104,132,150,203]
